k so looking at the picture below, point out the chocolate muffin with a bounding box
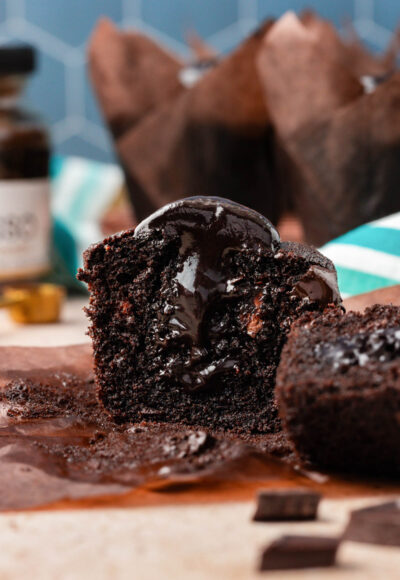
[276,305,400,474]
[78,196,341,433]
[257,13,400,245]
[90,20,296,225]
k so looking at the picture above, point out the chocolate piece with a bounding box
[293,265,341,306]
[344,501,400,547]
[257,13,400,245]
[253,488,321,521]
[78,196,341,431]
[259,535,340,571]
[276,305,400,474]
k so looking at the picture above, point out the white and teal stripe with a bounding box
[49,155,124,290]
[321,213,400,298]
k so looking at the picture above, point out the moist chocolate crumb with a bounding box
[0,361,296,507]
[0,345,398,511]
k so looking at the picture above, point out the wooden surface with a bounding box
[0,298,399,579]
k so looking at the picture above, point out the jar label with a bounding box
[0,179,51,281]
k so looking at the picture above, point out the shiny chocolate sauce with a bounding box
[135,197,280,391]
[293,265,341,308]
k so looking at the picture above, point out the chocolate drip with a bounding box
[293,265,341,308]
[135,196,280,391]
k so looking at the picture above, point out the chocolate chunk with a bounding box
[161,430,214,459]
[344,501,400,547]
[259,535,340,571]
[253,488,321,521]
[293,265,341,308]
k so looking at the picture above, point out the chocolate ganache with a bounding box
[293,265,341,307]
[135,196,280,391]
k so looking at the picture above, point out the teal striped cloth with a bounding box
[321,213,400,298]
[49,156,123,291]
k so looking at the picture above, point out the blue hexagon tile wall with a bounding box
[0,0,398,162]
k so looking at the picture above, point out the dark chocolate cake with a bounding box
[276,305,400,474]
[78,196,341,433]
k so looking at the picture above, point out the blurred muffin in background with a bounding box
[88,12,400,246]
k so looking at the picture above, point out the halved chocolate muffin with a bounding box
[78,196,341,433]
[276,305,400,474]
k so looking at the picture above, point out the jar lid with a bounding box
[0,44,35,75]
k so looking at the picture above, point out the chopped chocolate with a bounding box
[259,535,340,571]
[78,196,341,432]
[253,488,321,521]
[276,305,400,475]
[344,501,400,547]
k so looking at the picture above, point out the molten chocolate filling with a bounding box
[136,197,280,391]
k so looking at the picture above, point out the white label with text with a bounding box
[0,179,51,279]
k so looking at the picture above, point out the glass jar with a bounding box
[0,44,51,283]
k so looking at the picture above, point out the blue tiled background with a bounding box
[0,0,397,162]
